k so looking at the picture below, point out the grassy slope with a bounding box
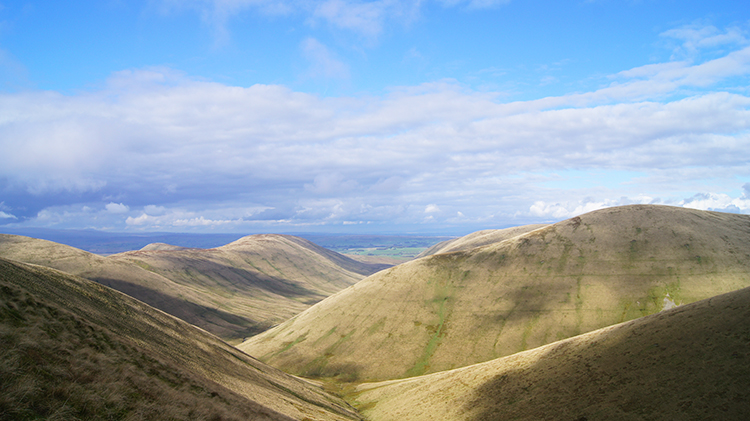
[0,233,386,342]
[416,224,548,258]
[353,285,750,420]
[240,205,750,381]
[0,257,361,421]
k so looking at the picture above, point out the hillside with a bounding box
[352,285,750,420]
[240,205,750,381]
[0,257,361,420]
[417,224,548,258]
[0,234,387,342]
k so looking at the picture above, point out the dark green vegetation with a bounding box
[354,285,750,420]
[300,235,453,253]
[0,258,361,421]
[303,234,454,263]
[240,205,750,381]
[0,234,386,343]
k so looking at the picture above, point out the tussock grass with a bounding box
[0,258,361,421]
[417,224,548,258]
[353,285,750,420]
[0,233,386,342]
[241,205,750,382]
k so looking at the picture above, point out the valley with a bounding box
[2,204,749,420]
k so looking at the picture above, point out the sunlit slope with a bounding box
[417,224,548,258]
[0,257,361,421]
[240,205,750,381]
[353,285,750,421]
[0,234,385,342]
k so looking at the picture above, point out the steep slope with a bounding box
[0,234,386,342]
[417,224,548,258]
[0,257,361,421]
[240,205,750,381]
[353,285,750,420]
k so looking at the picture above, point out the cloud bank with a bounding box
[1,25,749,233]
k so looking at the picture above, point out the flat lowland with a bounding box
[240,205,750,382]
[352,285,750,420]
[0,257,361,421]
[0,233,387,342]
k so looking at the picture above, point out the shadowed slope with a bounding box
[353,285,750,420]
[0,234,386,342]
[417,224,548,258]
[240,205,750,381]
[0,257,362,421]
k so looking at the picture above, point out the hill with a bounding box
[0,234,387,342]
[139,242,190,251]
[240,205,750,381]
[352,285,750,420]
[0,257,361,420]
[417,224,548,258]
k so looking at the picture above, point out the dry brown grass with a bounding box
[352,285,750,420]
[417,224,548,258]
[0,257,362,421]
[0,233,386,342]
[241,205,750,382]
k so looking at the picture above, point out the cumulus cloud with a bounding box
[679,192,750,213]
[105,202,130,213]
[529,196,658,220]
[424,204,440,213]
[2,32,750,232]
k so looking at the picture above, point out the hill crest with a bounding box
[240,205,750,381]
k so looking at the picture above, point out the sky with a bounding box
[1,0,749,235]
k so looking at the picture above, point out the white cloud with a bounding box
[661,24,748,59]
[173,216,236,226]
[679,192,750,213]
[125,213,156,226]
[529,200,610,219]
[0,211,16,219]
[3,34,750,232]
[425,204,440,213]
[144,205,168,215]
[105,202,130,213]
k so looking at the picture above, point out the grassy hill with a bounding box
[416,224,548,258]
[0,234,387,342]
[352,285,750,420]
[240,205,750,381]
[0,257,361,421]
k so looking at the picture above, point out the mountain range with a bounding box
[0,233,386,342]
[2,204,749,420]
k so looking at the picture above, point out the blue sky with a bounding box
[1,0,749,235]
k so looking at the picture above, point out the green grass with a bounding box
[343,247,429,260]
